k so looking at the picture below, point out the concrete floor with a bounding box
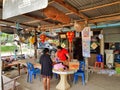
[4,69,120,90]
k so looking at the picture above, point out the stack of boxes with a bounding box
[114,54,120,74]
[69,60,79,70]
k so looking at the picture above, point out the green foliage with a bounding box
[1,33,14,43]
[1,45,17,52]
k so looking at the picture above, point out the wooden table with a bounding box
[53,70,77,90]
[2,60,21,75]
[2,75,20,90]
[34,63,41,69]
[17,60,41,75]
[4,60,41,75]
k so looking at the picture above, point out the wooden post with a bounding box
[18,64,20,76]
[0,26,3,90]
[34,29,37,59]
[100,30,104,56]
[68,40,74,60]
[71,41,73,59]
[20,43,22,56]
[85,57,89,83]
[69,42,72,59]
[99,30,105,68]
[83,24,89,84]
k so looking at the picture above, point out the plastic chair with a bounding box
[73,61,85,85]
[27,62,41,83]
[94,54,104,69]
[96,54,103,62]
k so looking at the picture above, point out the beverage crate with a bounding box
[115,67,120,74]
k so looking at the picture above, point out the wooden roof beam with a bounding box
[53,0,88,20]
[65,12,74,15]
[23,17,50,24]
[23,14,53,24]
[39,15,120,30]
[40,23,73,30]
[0,19,36,28]
[91,12,120,19]
[80,1,120,12]
[24,20,42,24]
[90,15,120,23]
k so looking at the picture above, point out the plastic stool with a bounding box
[94,62,104,69]
[95,54,104,69]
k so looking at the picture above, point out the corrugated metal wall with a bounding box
[103,27,120,42]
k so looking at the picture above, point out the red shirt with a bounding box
[57,48,68,61]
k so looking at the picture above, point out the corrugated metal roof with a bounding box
[96,4,120,15]
[45,19,61,24]
[6,15,35,23]
[82,10,102,18]
[0,0,120,29]
[68,14,82,20]
[28,20,51,26]
[49,2,70,13]
[26,19,61,26]
[82,4,120,18]
[28,10,47,18]
[65,0,118,10]
[64,0,120,18]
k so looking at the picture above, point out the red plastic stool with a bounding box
[94,62,104,69]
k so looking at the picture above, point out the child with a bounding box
[39,48,53,90]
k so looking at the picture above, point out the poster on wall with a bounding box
[3,0,48,19]
[82,27,91,40]
[82,27,91,57]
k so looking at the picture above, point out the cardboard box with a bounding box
[115,63,120,68]
[69,61,79,70]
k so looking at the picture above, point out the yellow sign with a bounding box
[91,42,98,49]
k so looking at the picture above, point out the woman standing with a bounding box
[39,48,53,90]
[56,46,70,66]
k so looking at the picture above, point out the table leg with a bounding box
[17,64,20,75]
[56,74,70,90]
[23,66,27,74]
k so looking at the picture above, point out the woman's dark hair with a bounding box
[43,48,49,54]
[57,46,62,49]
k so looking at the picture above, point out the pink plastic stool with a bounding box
[94,62,104,69]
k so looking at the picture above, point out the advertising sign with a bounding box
[82,27,91,57]
[3,0,48,19]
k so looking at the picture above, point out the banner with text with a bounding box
[3,0,48,19]
[82,27,91,57]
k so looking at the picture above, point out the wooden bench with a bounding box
[2,75,20,90]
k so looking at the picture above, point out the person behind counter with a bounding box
[39,48,53,90]
[56,46,70,66]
